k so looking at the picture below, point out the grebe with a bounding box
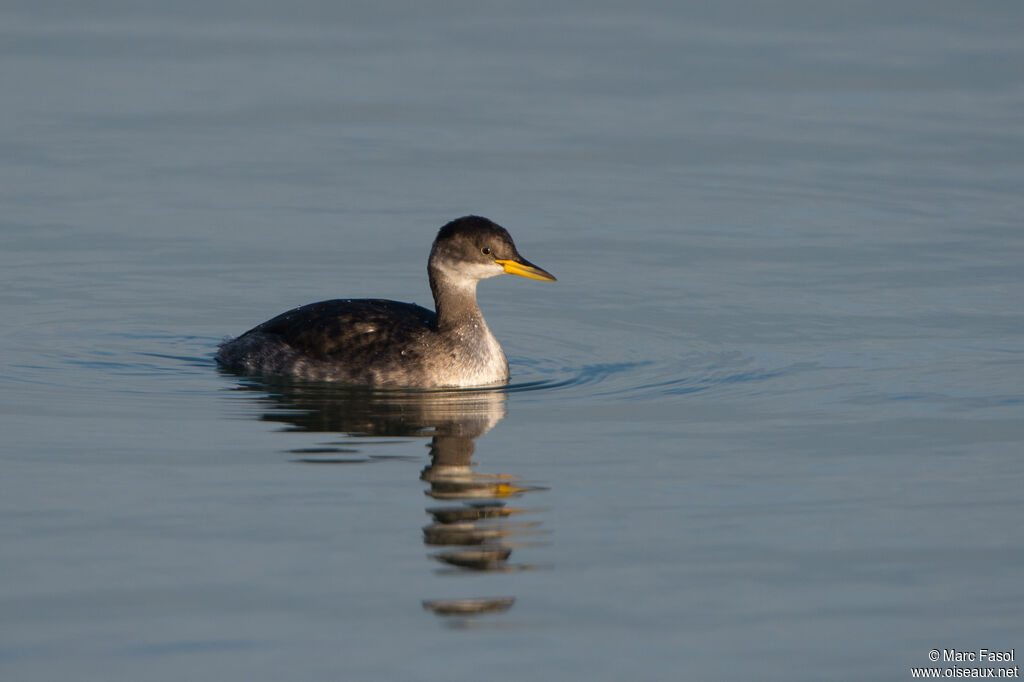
[216,215,556,387]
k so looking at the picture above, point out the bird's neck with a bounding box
[428,266,486,331]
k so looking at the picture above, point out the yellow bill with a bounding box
[495,258,557,282]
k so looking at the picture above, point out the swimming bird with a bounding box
[216,215,556,388]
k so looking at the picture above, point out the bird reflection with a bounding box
[223,375,549,622]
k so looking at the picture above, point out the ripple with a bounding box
[3,329,808,408]
[1,333,221,392]
[505,352,816,404]
[504,361,652,394]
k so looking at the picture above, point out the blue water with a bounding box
[2,3,1022,681]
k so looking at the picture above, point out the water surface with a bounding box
[2,2,1023,681]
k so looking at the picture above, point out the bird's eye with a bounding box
[481,247,492,255]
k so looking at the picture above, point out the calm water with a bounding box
[2,3,1023,681]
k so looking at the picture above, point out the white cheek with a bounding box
[436,259,504,282]
[465,262,505,280]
